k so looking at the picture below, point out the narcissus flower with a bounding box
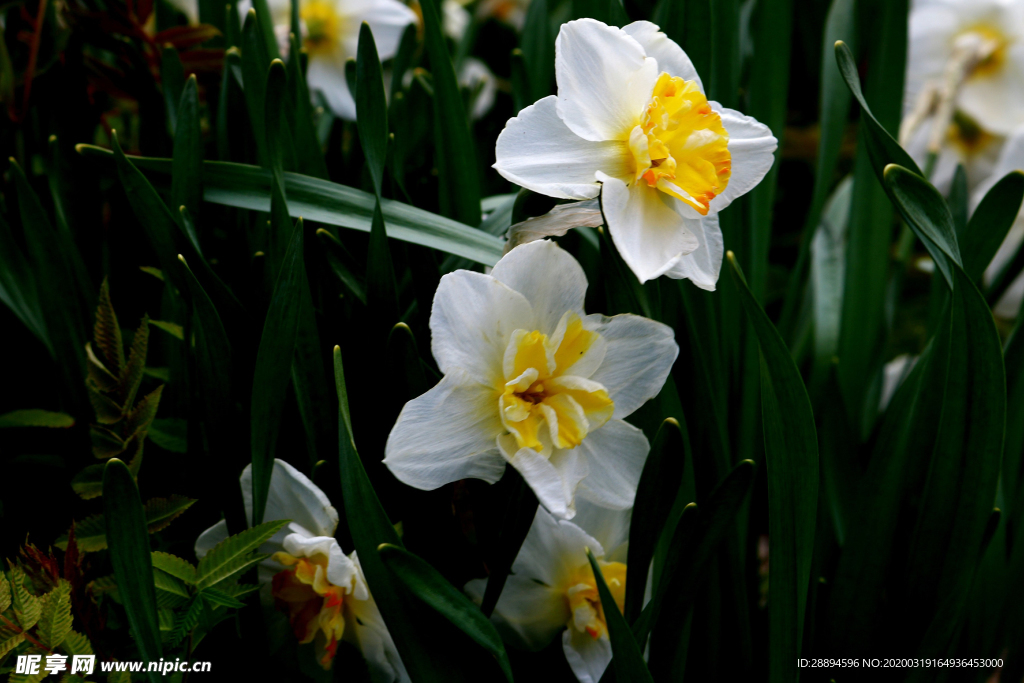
[902,0,1024,191]
[493,19,777,285]
[196,460,408,681]
[256,0,417,120]
[384,240,677,519]
[466,501,631,683]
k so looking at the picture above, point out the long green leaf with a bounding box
[103,458,162,679]
[356,22,388,197]
[420,0,481,226]
[378,544,513,683]
[77,147,503,265]
[172,74,203,247]
[728,253,818,683]
[250,219,305,526]
[520,0,553,104]
[587,548,654,683]
[963,171,1024,282]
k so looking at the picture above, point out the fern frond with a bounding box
[36,580,72,649]
[150,552,196,584]
[195,519,288,590]
[94,278,125,375]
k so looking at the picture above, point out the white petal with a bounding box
[279,533,362,594]
[575,420,649,511]
[195,520,228,559]
[563,629,613,683]
[385,370,507,490]
[501,437,588,519]
[959,43,1024,135]
[494,96,632,200]
[505,199,605,252]
[585,314,678,419]
[490,240,588,334]
[348,0,419,60]
[555,19,659,142]
[622,20,703,90]
[307,57,356,120]
[598,172,700,283]
[662,212,724,290]
[346,552,410,683]
[256,459,339,535]
[571,498,632,562]
[510,505,604,586]
[709,106,778,212]
[904,5,961,116]
[466,575,568,650]
[430,270,535,385]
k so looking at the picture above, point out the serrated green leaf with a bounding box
[195,519,288,589]
[199,587,245,609]
[148,320,183,341]
[71,465,105,500]
[103,458,163,677]
[121,316,151,410]
[8,566,41,631]
[77,147,504,266]
[0,410,74,429]
[61,630,94,657]
[151,553,196,585]
[0,571,10,612]
[0,632,25,659]
[153,569,189,601]
[170,596,204,646]
[124,386,163,442]
[36,580,72,649]
[145,495,196,534]
[94,278,124,375]
[378,544,513,683]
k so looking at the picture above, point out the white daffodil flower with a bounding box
[384,240,678,519]
[465,500,631,683]
[905,0,1024,140]
[903,110,1004,194]
[196,459,409,681]
[972,126,1024,318]
[238,0,417,120]
[493,19,777,286]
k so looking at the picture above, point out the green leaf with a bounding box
[586,548,654,683]
[0,632,25,660]
[60,630,94,657]
[161,47,185,133]
[103,458,163,676]
[0,410,74,429]
[480,469,539,618]
[148,418,187,453]
[36,580,72,650]
[249,0,280,60]
[810,177,852,390]
[334,345,452,682]
[195,519,288,589]
[390,23,417,100]
[151,552,197,584]
[883,164,962,289]
[172,75,204,247]
[727,254,818,683]
[315,229,367,304]
[356,22,389,197]
[0,213,48,348]
[240,9,271,165]
[963,170,1024,282]
[835,40,920,179]
[420,0,481,226]
[251,219,305,525]
[520,0,553,104]
[624,418,686,623]
[169,596,204,646]
[57,496,195,552]
[125,385,163,441]
[0,570,10,612]
[94,278,125,375]
[149,320,183,340]
[284,33,328,179]
[378,544,513,683]
[8,566,41,630]
[78,147,504,266]
[366,203,399,330]
[199,587,246,609]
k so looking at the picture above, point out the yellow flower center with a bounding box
[629,73,732,216]
[958,24,1010,78]
[499,312,613,452]
[301,0,343,57]
[947,110,998,156]
[564,561,627,640]
[271,552,348,669]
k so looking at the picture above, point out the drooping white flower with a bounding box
[383,240,677,519]
[465,500,631,683]
[905,0,1024,138]
[195,460,409,681]
[972,125,1024,318]
[243,0,417,120]
[460,57,498,120]
[493,19,777,286]
[901,0,1024,191]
